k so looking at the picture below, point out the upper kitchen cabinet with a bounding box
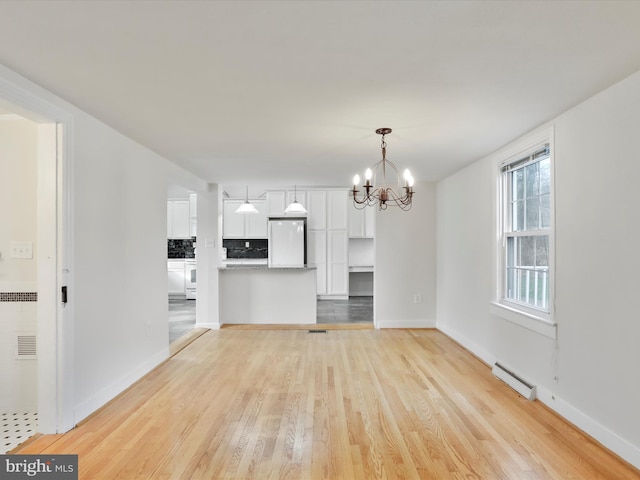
[306,190,326,230]
[246,200,268,237]
[189,194,197,237]
[167,199,191,239]
[348,203,375,238]
[266,190,307,216]
[327,190,348,230]
[266,191,286,216]
[223,199,267,238]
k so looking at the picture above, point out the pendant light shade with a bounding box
[236,186,259,214]
[284,185,307,214]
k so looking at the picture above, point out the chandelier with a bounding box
[351,128,414,211]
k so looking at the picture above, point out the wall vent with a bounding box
[492,362,536,401]
[16,334,37,359]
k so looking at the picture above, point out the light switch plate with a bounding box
[11,241,33,259]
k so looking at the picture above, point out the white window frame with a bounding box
[491,127,556,339]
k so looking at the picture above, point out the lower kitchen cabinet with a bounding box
[307,230,327,295]
[327,230,348,296]
[308,229,348,298]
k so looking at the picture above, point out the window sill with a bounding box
[489,301,556,339]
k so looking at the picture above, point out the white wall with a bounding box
[375,180,437,328]
[437,70,640,468]
[0,62,208,426]
[0,114,38,412]
[71,114,174,421]
[195,184,221,329]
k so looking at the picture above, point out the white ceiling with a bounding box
[1,1,640,191]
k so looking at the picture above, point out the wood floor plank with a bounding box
[13,329,640,479]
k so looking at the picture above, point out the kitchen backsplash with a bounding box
[223,239,268,259]
[168,238,196,258]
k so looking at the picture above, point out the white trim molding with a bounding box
[376,318,436,329]
[490,302,557,339]
[536,386,640,470]
[74,347,169,424]
[196,322,220,330]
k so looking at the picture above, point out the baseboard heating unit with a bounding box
[492,362,536,401]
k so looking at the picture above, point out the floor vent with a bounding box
[16,335,37,359]
[492,362,536,401]
[308,329,328,334]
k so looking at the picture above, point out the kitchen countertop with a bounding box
[219,265,316,271]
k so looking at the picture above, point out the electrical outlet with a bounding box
[11,241,33,259]
[245,241,250,248]
[413,293,423,304]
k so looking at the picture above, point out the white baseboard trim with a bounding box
[536,386,640,470]
[317,295,349,300]
[196,322,220,330]
[436,322,495,366]
[73,347,169,424]
[437,322,640,470]
[377,319,436,329]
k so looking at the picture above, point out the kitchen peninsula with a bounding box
[218,265,317,325]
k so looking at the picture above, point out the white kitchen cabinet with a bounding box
[328,190,348,230]
[267,190,308,217]
[307,190,327,230]
[189,193,197,237]
[168,260,186,295]
[167,200,191,239]
[328,230,348,296]
[223,199,267,238]
[246,200,268,237]
[348,203,375,238]
[307,230,327,295]
[306,189,349,298]
[223,200,245,238]
[266,191,286,216]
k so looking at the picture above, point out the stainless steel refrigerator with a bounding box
[268,217,306,268]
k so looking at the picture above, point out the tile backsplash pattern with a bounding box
[168,238,196,259]
[0,292,37,302]
[223,239,268,259]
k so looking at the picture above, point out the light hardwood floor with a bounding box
[15,329,640,479]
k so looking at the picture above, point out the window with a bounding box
[504,146,551,311]
[493,131,555,337]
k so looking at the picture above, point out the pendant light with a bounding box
[235,186,259,214]
[284,185,307,214]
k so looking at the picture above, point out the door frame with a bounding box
[0,71,74,433]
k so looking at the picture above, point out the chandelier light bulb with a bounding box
[403,169,412,181]
[353,174,360,187]
[408,175,415,187]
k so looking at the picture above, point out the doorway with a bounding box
[0,86,72,445]
[0,112,39,452]
[167,185,197,345]
[0,104,67,451]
